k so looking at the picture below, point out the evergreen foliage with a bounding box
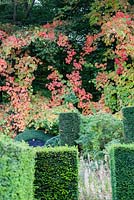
[122,107,134,142]
[109,144,134,200]
[0,134,35,200]
[59,112,80,146]
[14,129,53,144]
[34,146,79,200]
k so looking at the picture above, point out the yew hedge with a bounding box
[0,134,35,200]
[109,144,134,200]
[34,146,79,200]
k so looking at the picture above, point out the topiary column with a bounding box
[59,112,80,146]
[122,106,134,142]
[109,144,134,200]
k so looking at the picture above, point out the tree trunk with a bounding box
[25,0,35,19]
[12,0,17,23]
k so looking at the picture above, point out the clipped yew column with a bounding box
[122,107,134,142]
[59,112,80,146]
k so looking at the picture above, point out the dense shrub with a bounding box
[77,113,124,160]
[45,135,61,147]
[122,106,134,142]
[109,144,134,200]
[59,112,80,146]
[0,134,35,200]
[14,129,53,147]
[34,146,78,200]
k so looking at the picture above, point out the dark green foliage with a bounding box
[0,134,35,200]
[15,129,53,144]
[59,112,80,146]
[34,146,79,200]
[109,144,134,200]
[122,107,134,142]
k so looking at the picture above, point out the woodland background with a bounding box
[0,0,134,142]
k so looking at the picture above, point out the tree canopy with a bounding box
[1,0,134,136]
